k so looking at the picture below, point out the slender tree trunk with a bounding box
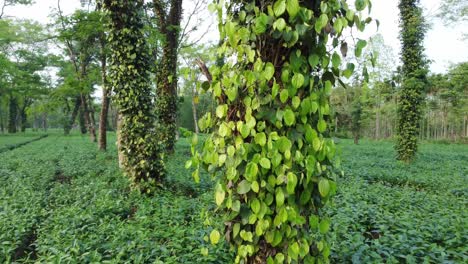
[88,94,97,138]
[375,109,380,139]
[81,94,96,142]
[8,95,17,133]
[79,108,87,134]
[116,113,125,168]
[98,38,110,150]
[191,85,199,134]
[464,115,467,138]
[65,96,81,135]
[0,105,4,133]
[42,113,47,131]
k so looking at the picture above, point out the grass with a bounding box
[0,134,466,263]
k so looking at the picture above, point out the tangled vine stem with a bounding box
[396,0,428,163]
[103,0,165,190]
[190,0,374,263]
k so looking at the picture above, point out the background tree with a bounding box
[396,0,428,162]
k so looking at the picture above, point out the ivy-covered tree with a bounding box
[103,0,165,189]
[191,0,373,262]
[396,0,428,162]
[153,0,183,154]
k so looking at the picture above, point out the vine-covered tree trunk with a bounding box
[104,0,165,189]
[98,36,110,151]
[8,95,17,133]
[190,0,373,262]
[396,0,427,162]
[153,0,183,154]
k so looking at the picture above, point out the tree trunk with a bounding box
[354,135,359,144]
[98,37,110,151]
[81,93,96,142]
[65,96,81,135]
[375,108,380,139]
[191,85,199,134]
[153,0,183,154]
[464,115,467,138]
[8,95,17,133]
[79,108,87,134]
[42,113,47,131]
[116,113,125,168]
[0,105,4,133]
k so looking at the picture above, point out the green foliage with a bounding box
[191,0,373,262]
[0,135,232,263]
[330,139,467,263]
[103,0,165,189]
[1,135,465,263]
[0,134,47,153]
[396,0,428,162]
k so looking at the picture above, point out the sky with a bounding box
[2,0,467,74]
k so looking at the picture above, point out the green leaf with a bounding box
[355,39,367,57]
[288,242,300,260]
[251,198,261,214]
[274,0,286,17]
[291,73,304,88]
[284,109,296,126]
[318,178,330,197]
[215,184,225,206]
[245,162,259,181]
[286,0,300,18]
[332,52,341,69]
[333,18,343,34]
[317,119,327,133]
[210,229,221,244]
[255,13,270,34]
[237,180,251,194]
[273,18,286,31]
[280,89,289,103]
[276,188,285,207]
[308,54,320,68]
[277,137,292,152]
[233,223,241,238]
[264,62,275,80]
[232,200,241,212]
[251,181,260,193]
[286,172,297,194]
[315,14,328,33]
[218,123,228,137]
[255,132,267,146]
[216,105,227,118]
[227,145,235,156]
[355,0,367,11]
[313,137,321,151]
[260,157,271,169]
[319,219,331,234]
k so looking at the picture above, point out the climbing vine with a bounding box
[103,0,165,189]
[190,0,373,263]
[396,0,428,162]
